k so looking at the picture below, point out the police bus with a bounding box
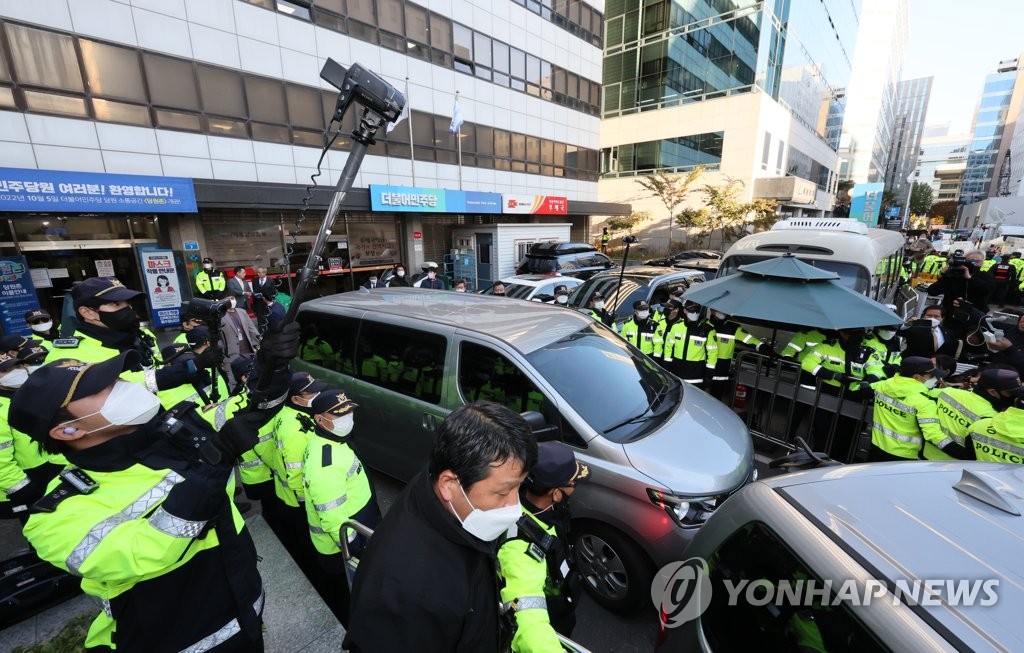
[719,218,919,318]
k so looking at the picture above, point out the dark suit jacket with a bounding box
[228,276,251,302]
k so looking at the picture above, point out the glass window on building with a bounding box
[143,53,199,111]
[198,65,246,118]
[79,39,146,103]
[5,23,83,92]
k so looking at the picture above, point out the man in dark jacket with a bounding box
[344,402,538,653]
[927,249,995,314]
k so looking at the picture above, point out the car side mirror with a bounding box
[520,410,560,442]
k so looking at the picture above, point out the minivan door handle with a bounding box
[422,413,437,431]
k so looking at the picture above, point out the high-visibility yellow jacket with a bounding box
[781,329,828,362]
[928,388,994,460]
[970,407,1024,464]
[195,269,226,295]
[869,375,942,459]
[498,509,576,653]
[659,319,718,382]
[302,432,376,556]
[619,316,661,355]
[0,393,65,508]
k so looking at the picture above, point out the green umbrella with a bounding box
[681,254,903,329]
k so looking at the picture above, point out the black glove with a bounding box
[756,342,773,356]
[817,369,840,382]
[857,385,875,401]
[7,480,43,508]
[196,345,225,369]
[258,322,301,364]
[216,410,271,460]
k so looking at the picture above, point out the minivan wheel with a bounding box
[573,524,652,614]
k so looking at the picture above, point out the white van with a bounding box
[719,218,919,317]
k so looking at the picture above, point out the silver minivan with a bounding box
[658,462,1024,651]
[294,288,754,613]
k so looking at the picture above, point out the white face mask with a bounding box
[636,310,650,320]
[0,368,28,389]
[369,278,378,286]
[594,301,605,310]
[455,287,466,292]
[228,298,237,309]
[926,317,941,327]
[203,264,212,270]
[556,295,568,304]
[427,271,437,278]
[26,365,42,375]
[450,481,522,542]
[397,270,405,277]
[877,329,897,340]
[712,311,726,321]
[31,321,53,333]
[923,377,938,389]
[685,310,700,321]
[293,391,320,408]
[60,381,161,433]
[323,412,354,438]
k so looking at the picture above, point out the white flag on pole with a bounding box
[386,99,409,134]
[449,99,464,134]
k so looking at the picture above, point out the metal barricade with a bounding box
[729,351,873,463]
[339,520,593,653]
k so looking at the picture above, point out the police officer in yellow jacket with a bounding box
[619,300,661,355]
[867,357,947,461]
[498,441,588,653]
[780,328,830,362]
[63,277,197,396]
[660,300,718,385]
[0,351,65,522]
[970,395,1024,464]
[195,257,227,298]
[301,389,382,626]
[707,308,767,399]
[10,349,295,652]
[928,367,1022,460]
[801,329,885,397]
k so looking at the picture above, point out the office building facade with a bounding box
[960,56,1024,206]
[835,0,908,184]
[0,0,617,323]
[884,76,931,201]
[598,0,861,247]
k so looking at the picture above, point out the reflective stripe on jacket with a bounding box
[869,375,942,459]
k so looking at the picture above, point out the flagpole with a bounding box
[455,90,464,190]
[406,76,416,185]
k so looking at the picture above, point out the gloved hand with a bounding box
[195,345,225,369]
[817,369,840,382]
[216,410,270,460]
[756,342,774,357]
[7,480,42,508]
[258,322,301,365]
[857,386,875,401]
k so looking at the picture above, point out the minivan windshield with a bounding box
[526,324,680,442]
[719,254,871,294]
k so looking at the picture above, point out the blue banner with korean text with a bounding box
[0,167,197,213]
[0,256,42,337]
[369,184,502,214]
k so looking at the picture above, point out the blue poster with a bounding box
[0,256,41,337]
[369,185,502,214]
[0,167,197,213]
[447,190,502,213]
[139,247,183,327]
[849,183,885,226]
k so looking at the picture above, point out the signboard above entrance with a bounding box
[0,167,197,213]
[501,194,568,215]
[369,185,502,214]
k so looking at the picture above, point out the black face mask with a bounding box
[98,305,140,332]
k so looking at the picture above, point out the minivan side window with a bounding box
[700,522,885,652]
[457,342,587,447]
[298,312,359,375]
[356,321,447,404]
